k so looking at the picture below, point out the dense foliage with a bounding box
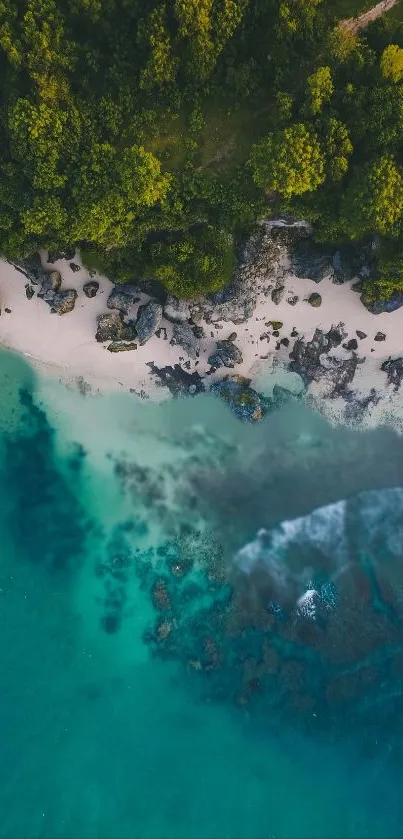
[1,0,403,297]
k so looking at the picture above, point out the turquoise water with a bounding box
[1,347,403,838]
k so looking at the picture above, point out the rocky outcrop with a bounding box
[163,296,191,323]
[362,290,403,314]
[211,375,264,422]
[83,281,99,298]
[107,284,139,314]
[96,312,137,343]
[289,327,364,394]
[136,301,163,344]
[170,322,199,359]
[290,238,334,282]
[208,340,243,368]
[10,255,46,286]
[38,270,61,296]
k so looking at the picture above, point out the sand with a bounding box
[0,243,402,427]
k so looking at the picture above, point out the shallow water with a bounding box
[1,347,403,838]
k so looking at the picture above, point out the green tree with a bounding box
[307,66,333,115]
[381,44,403,83]
[342,155,403,238]
[323,118,353,181]
[249,123,325,198]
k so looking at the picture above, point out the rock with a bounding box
[38,270,61,296]
[228,332,237,342]
[332,247,358,284]
[308,292,322,307]
[356,330,367,340]
[83,281,99,298]
[343,339,358,351]
[170,322,199,359]
[96,313,137,343]
[289,327,364,394]
[269,321,283,330]
[374,332,386,342]
[107,284,140,314]
[136,301,163,344]
[10,255,46,286]
[5,308,11,314]
[163,296,191,323]
[47,289,77,315]
[25,285,35,300]
[211,375,264,422]
[280,337,290,347]
[70,262,81,273]
[47,247,75,263]
[107,341,138,352]
[271,286,285,305]
[287,295,299,306]
[208,340,243,369]
[352,280,364,293]
[381,357,403,391]
[147,362,205,397]
[290,239,334,282]
[362,291,403,315]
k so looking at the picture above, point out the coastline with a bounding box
[1,227,403,429]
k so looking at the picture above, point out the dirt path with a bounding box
[341,0,400,33]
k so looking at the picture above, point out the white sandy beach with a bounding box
[0,241,403,427]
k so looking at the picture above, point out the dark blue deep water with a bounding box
[1,346,403,838]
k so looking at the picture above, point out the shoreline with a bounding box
[1,227,403,429]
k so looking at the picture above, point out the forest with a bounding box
[1,0,403,301]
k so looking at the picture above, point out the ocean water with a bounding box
[1,347,403,838]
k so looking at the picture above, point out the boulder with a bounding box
[42,289,77,315]
[107,341,138,352]
[163,296,191,323]
[211,375,264,422]
[170,322,199,359]
[25,285,35,300]
[332,247,358,284]
[83,281,99,298]
[208,340,243,369]
[271,286,285,305]
[96,312,137,343]
[290,239,334,282]
[343,338,358,351]
[308,292,322,307]
[107,284,140,314]
[374,331,386,342]
[136,301,163,344]
[70,262,80,273]
[38,270,61,296]
[356,330,367,340]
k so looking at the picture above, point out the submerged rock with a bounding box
[107,284,139,314]
[208,340,243,369]
[164,296,191,323]
[211,375,264,422]
[170,322,199,359]
[381,357,403,391]
[83,281,99,298]
[136,301,163,344]
[96,312,137,343]
[147,362,205,397]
